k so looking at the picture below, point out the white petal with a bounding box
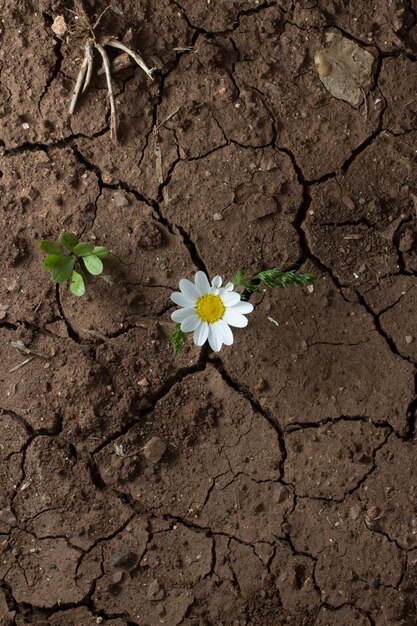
[212,275,222,289]
[223,309,249,328]
[171,292,196,308]
[208,324,222,352]
[229,301,254,314]
[181,313,200,332]
[221,291,241,306]
[171,307,196,323]
[195,271,211,296]
[194,321,209,346]
[225,282,234,292]
[216,319,234,345]
[179,279,199,303]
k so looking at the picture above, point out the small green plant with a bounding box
[171,323,187,357]
[234,268,314,296]
[39,231,109,296]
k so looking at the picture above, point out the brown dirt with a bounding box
[1,1,417,625]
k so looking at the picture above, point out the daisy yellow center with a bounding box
[196,294,225,323]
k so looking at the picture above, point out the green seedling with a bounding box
[39,231,109,296]
[171,323,187,357]
[234,268,314,296]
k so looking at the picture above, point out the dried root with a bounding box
[68,3,156,141]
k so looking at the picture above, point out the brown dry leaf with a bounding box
[314,32,376,108]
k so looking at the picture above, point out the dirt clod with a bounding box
[143,436,167,464]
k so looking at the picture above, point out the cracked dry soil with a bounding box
[1,0,417,625]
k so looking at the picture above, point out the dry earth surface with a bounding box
[1,0,417,625]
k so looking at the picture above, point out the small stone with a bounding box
[213,212,223,221]
[147,578,165,601]
[113,192,130,207]
[366,505,381,520]
[405,335,414,344]
[137,377,149,388]
[143,436,166,464]
[0,508,17,526]
[341,195,355,211]
[274,485,289,504]
[112,571,124,584]
[358,264,367,274]
[27,187,38,200]
[51,15,68,37]
[255,378,267,391]
[22,122,30,130]
[307,284,314,293]
[0,310,7,320]
[281,522,291,534]
[111,551,137,569]
[349,504,361,521]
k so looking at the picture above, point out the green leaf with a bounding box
[39,240,61,255]
[83,254,103,275]
[92,246,109,259]
[70,270,85,297]
[233,267,314,295]
[73,242,95,257]
[43,254,62,270]
[59,232,79,252]
[255,269,315,289]
[171,323,187,356]
[51,257,75,283]
[233,268,245,287]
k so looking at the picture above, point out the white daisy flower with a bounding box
[171,271,254,352]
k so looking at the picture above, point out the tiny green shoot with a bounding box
[234,268,314,296]
[39,232,109,297]
[171,323,187,356]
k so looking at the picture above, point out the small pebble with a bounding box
[22,122,30,130]
[255,378,267,391]
[405,335,414,344]
[27,187,38,200]
[113,192,130,207]
[0,508,17,526]
[112,571,124,584]
[367,505,381,520]
[213,212,223,221]
[143,436,166,464]
[274,485,289,504]
[349,504,361,521]
[51,15,68,37]
[147,578,165,601]
[111,551,137,569]
[341,195,355,211]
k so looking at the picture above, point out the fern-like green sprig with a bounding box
[234,268,314,294]
[171,323,187,356]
